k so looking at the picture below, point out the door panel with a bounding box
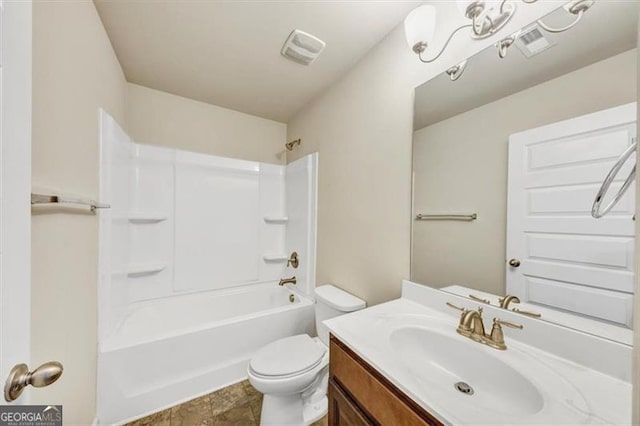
[527,128,631,169]
[526,233,633,268]
[526,277,633,325]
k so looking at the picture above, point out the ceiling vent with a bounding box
[514,25,557,58]
[281,30,326,66]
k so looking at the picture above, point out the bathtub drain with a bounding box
[454,381,474,395]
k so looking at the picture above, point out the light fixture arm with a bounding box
[417,24,472,64]
[536,10,584,33]
[536,0,593,34]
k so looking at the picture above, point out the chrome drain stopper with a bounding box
[454,381,474,395]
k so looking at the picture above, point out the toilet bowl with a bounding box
[247,284,366,426]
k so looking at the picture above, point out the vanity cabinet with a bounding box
[329,335,443,426]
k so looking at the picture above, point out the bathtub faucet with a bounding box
[279,276,297,286]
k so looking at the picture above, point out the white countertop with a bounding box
[324,296,631,425]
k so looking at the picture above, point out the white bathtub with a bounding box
[97,285,314,425]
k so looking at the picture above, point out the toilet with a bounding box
[247,284,366,425]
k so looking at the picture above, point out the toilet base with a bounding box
[260,393,305,425]
[302,394,328,425]
[258,368,329,426]
[259,393,328,426]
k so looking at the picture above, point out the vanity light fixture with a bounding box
[406,0,593,64]
[404,5,438,60]
[405,1,520,63]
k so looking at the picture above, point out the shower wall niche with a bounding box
[98,110,317,346]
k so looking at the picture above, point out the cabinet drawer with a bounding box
[328,379,375,426]
[329,335,442,426]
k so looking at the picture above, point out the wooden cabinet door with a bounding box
[328,379,375,426]
[330,337,442,426]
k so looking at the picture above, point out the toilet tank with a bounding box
[314,284,366,345]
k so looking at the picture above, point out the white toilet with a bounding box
[247,284,366,425]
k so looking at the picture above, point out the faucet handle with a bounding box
[469,294,491,304]
[446,302,468,312]
[445,302,484,317]
[494,318,523,330]
[511,307,542,318]
[488,318,523,350]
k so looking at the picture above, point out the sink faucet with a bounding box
[279,276,297,286]
[499,295,542,318]
[456,306,486,343]
[498,295,520,309]
[446,302,523,350]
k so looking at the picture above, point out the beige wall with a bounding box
[412,49,637,295]
[31,1,127,423]
[286,3,561,306]
[127,83,286,164]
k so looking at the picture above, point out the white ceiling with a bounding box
[414,1,639,130]
[94,0,421,123]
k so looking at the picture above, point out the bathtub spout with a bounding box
[279,276,297,286]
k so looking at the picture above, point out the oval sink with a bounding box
[390,326,544,417]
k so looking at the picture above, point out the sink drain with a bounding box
[454,381,474,395]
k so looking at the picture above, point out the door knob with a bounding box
[508,259,521,268]
[4,361,63,402]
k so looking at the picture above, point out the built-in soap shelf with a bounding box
[264,216,288,224]
[128,212,168,224]
[125,262,167,277]
[263,254,288,262]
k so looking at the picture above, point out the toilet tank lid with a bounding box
[314,285,366,312]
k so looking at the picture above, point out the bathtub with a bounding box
[96,284,314,425]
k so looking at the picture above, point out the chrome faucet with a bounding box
[446,302,523,350]
[278,276,297,286]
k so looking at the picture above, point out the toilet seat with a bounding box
[249,334,326,379]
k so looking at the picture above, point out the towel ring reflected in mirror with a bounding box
[592,138,637,219]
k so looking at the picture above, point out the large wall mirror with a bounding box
[411,1,637,345]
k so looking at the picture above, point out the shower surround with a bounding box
[96,111,317,424]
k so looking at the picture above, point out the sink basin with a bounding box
[390,326,544,417]
[325,300,607,424]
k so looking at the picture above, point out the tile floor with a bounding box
[126,380,328,426]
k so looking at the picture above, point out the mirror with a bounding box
[411,1,638,345]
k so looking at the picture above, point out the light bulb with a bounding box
[404,5,437,54]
